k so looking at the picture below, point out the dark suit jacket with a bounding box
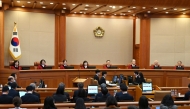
[184,91,190,100]
[33,92,40,101]
[99,77,106,85]
[74,97,90,103]
[93,75,100,85]
[53,94,67,103]
[8,89,20,98]
[0,94,13,104]
[115,91,134,101]
[21,93,39,103]
[94,92,110,102]
[53,92,70,101]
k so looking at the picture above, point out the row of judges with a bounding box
[10,59,185,70]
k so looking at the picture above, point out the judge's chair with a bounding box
[9,61,14,69]
[58,62,63,69]
[34,62,40,69]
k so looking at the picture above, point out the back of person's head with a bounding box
[100,83,107,89]
[95,70,100,74]
[102,71,107,76]
[75,98,86,109]
[139,96,149,109]
[11,73,16,78]
[59,82,65,87]
[13,97,22,107]
[78,83,84,89]
[26,86,33,92]
[2,86,9,92]
[30,83,36,90]
[128,105,138,109]
[56,85,64,95]
[43,96,57,109]
[101,87,108,95]
[161,94,174,107]
[120,83,128,91]
[10,82,17,89]
[106,96,117,107]
[134,71,139,75]
[78,88,86,98]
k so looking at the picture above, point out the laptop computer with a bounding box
[142,82,153,92]
[64,66,74,69]
[87,85,98,95]
[19,91,26,97]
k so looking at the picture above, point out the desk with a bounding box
[1,69,190,88]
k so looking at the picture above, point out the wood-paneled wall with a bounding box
[0,11,4,69]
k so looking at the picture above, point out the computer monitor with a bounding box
[87,85,98,95]
[21,67,30,70]
[154,67,162,69]
[142,82,152,92]
[45,66,53,69]
[132,66,139,69]
[156,106,160,109]
[64,66,74,69]
[176,67,184,70]
[87,66,96,69]
[19,91,26,97]
[108,66,118,69]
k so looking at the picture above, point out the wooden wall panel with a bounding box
[0,11,4,69]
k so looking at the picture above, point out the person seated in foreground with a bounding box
[73,83,85,100]
[8,82,20,98]
[0,86,13,104]
[175,61,184,70]
[138,96,150,109]
[94,87,110,102]
[10,60,22,70]
[58,82,70,101]
[115,83,134,101]
[127,59,139,69]
[103,60,112,69]
[11,97,26,109]
[160,94,177,109]
[128,105,138,109]
[53,85,67,102]
[30,83,40,101]
[75,98,86,109]
[43,96,57,109]
[81,60,89,69]
[74,88,90,102]
[94,70,101,84]
[37,59,47,69]
[60,59,68,69]
[184,83,190,100]
[151,60,161,69]
[99,71,107,85]
[105,96,120,109]
[21,86,39,103]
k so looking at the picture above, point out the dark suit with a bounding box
[53,94,67,103]
[94,92,110,102]
[21,93,39,103]
[8,89,19,98]
[74,97,90,103]
[53,92,70,101]
[99,76,106,85]
[33,92,40,101]
[184,91,190,100]
[115,91,134,101]
[0,94,13,104]
[94,75,100,85]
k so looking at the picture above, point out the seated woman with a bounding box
[103,60,111,69]
[160,95,177,109]
[75,98,86,109]
[138,96,150,109]
[74,88,89,102]
[60,59,67,69]
[81,61,89,69]
[43,96,57,109]
[11,60,22,70]
[127,59,139,69]
[37,59,46,69]
[52,85,67,103]
[105,96,119,109]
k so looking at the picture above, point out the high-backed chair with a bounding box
[9,61,14,69]
[58,62,63,69]
[154,91,171,101]
[34,62,40,69]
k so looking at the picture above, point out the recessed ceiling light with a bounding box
[27,1,31,3]
[62,3,66,5]
[50,3,54,5]
[163,8,167,10]
[174,8,177,10]
[42,6,46,8]
[96,5,99,7]
[114,14,117,15]
[154,7,158,9]
[17,1,20,3]
[80,12,83,13]
[107,10,110,11]
[109,6,112,7]
[112,6,116,9]
[74,12,76,13]
[63,7,66,9]
[142,7,146,9]
[128,10,131,12]
[133,7,136,8]
[147,11,151,13]
[72,4,76,6]
[85,4,89,6]
[84,8,88,10]
[100,12,103,14]
[21,5,25,7]
[119,6,123,8]
[182,9,186,10]
[165,12,169,14]
[40,2,43,4]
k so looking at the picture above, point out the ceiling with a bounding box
[1,0,190,16]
